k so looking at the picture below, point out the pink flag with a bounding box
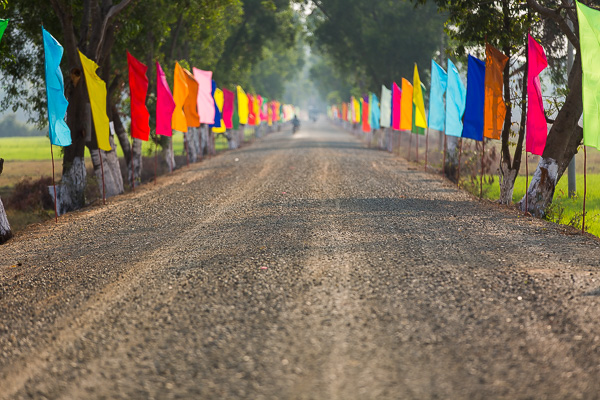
[192,68,215,124]
[526,34,549,155]
[392,82,402,130]
[222,88,234,129]
[156,62,175,137]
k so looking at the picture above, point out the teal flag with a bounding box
[380,85,391,128]
[445,59,466,137]
[370,93,381,130]
[577,2,600,149]
[43,27,71,147]
[0,19,8,43]
[428,59,447,132]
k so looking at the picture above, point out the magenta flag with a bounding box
[223,88,234,129]
[391,82,402,131]
[526,34,549,155]
[193,68,215,124]
[156,62,175,137]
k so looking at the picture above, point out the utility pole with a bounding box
[567,9,576,198]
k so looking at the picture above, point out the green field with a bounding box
[0,132,234,161]
[463,174,600,237]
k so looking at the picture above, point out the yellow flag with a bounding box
[253,96,261,126]
[213,88,226,133]
[400,78,413,130]
[237,85,249,124]
[172,62,188,132]
[352,97,361,123]
[79,50,111,151]
[413,64,427,128]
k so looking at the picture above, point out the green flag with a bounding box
[0,19,9,43]
[577,2,600,148]
[232,89,240,130]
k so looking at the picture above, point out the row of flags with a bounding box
[38,27,296,151]
[331,36,548,156]
[331,2,600,157]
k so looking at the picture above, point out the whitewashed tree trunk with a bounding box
[164,136,175,172]
[520,158,559,216]
[499,161,518,205]
[90,134,124,198]
[186,127,200,163]
[52,156,87,216]
[0,197,10,244]
[130,137,143,186]
[200,124,209,157]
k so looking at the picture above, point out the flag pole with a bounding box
[480,139,485,200]
[525,151,529,214]
[457,138,463,187]
[425,127,429,171]
[98,149,106,205]
[416,134,419,164]
[443,133,447,174]
[408,131,412,161]
[154,138,158,185]
[583,145,587,234]
[50,143,58,223]
[130,138,135,192]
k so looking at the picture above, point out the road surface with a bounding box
[1,120,600,399]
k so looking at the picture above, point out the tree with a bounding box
[521,0,586,217]
[0,158,11,244]
[305,0,444,95]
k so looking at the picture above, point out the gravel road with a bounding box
[2,120,600,399]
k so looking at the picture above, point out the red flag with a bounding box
[248,94,256,126]
[127,52,150,141]
[222,88,234,129]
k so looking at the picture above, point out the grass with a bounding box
[463,173,600,237]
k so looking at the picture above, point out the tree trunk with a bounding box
[164,136,176,172]
[110,103,140,186]
[520,52,583,216]
[499,161,518,204]
[0,159,11,244]
[200,124,209,156]
[445,135,460,181]
[186,127,200,163]
[89,134,124,199]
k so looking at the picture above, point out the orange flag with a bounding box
[483,44,509,139]
[183,68,200,128]
[400,78,413,131]
[172,62,188,132]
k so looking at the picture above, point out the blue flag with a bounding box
[209,80,222,128]
[445,59,466,137]
[370,93,381,130]
[428,60,447,132]
[462,55,486,141]
[43,28,71,146]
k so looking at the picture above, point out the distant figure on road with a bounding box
[292,114,300,134]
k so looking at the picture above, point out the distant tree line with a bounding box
[0,114,46,137]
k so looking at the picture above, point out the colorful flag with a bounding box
[361,97,371,132]
[126,52,150,141]
[428,59,447,132]
[526,34,549,155]
[342,102,349,122]
[380,85,392,129]
[578,1,600,149]
[222,88,234,129]
[392,82,402,130]
[0,19,8,43]
[462,55,486,141]
[237,86,249,125]
[210,81,222,129]
[212,86,226,133]
[193,68,215,125]
[42,27,71,147]
[413,64,427,129]
[352,97,361,123]
[79,50,111,151]
[370,93,381,130]
[232,90,240,130]
[182,68,200,128]
[483,44,509,139]
[172,62,188,133]
[156,62,175,137]
[247,94,256,126]
[400,78,413,131]
[253,95,261,126]
[445,59,466,137]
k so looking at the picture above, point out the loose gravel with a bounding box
[1,121,600,399]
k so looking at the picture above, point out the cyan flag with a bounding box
[462,55,486,141]
[428,60,447,132]
[370,93,381,130]
[445,59,466,137]
[43,27,71,146]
